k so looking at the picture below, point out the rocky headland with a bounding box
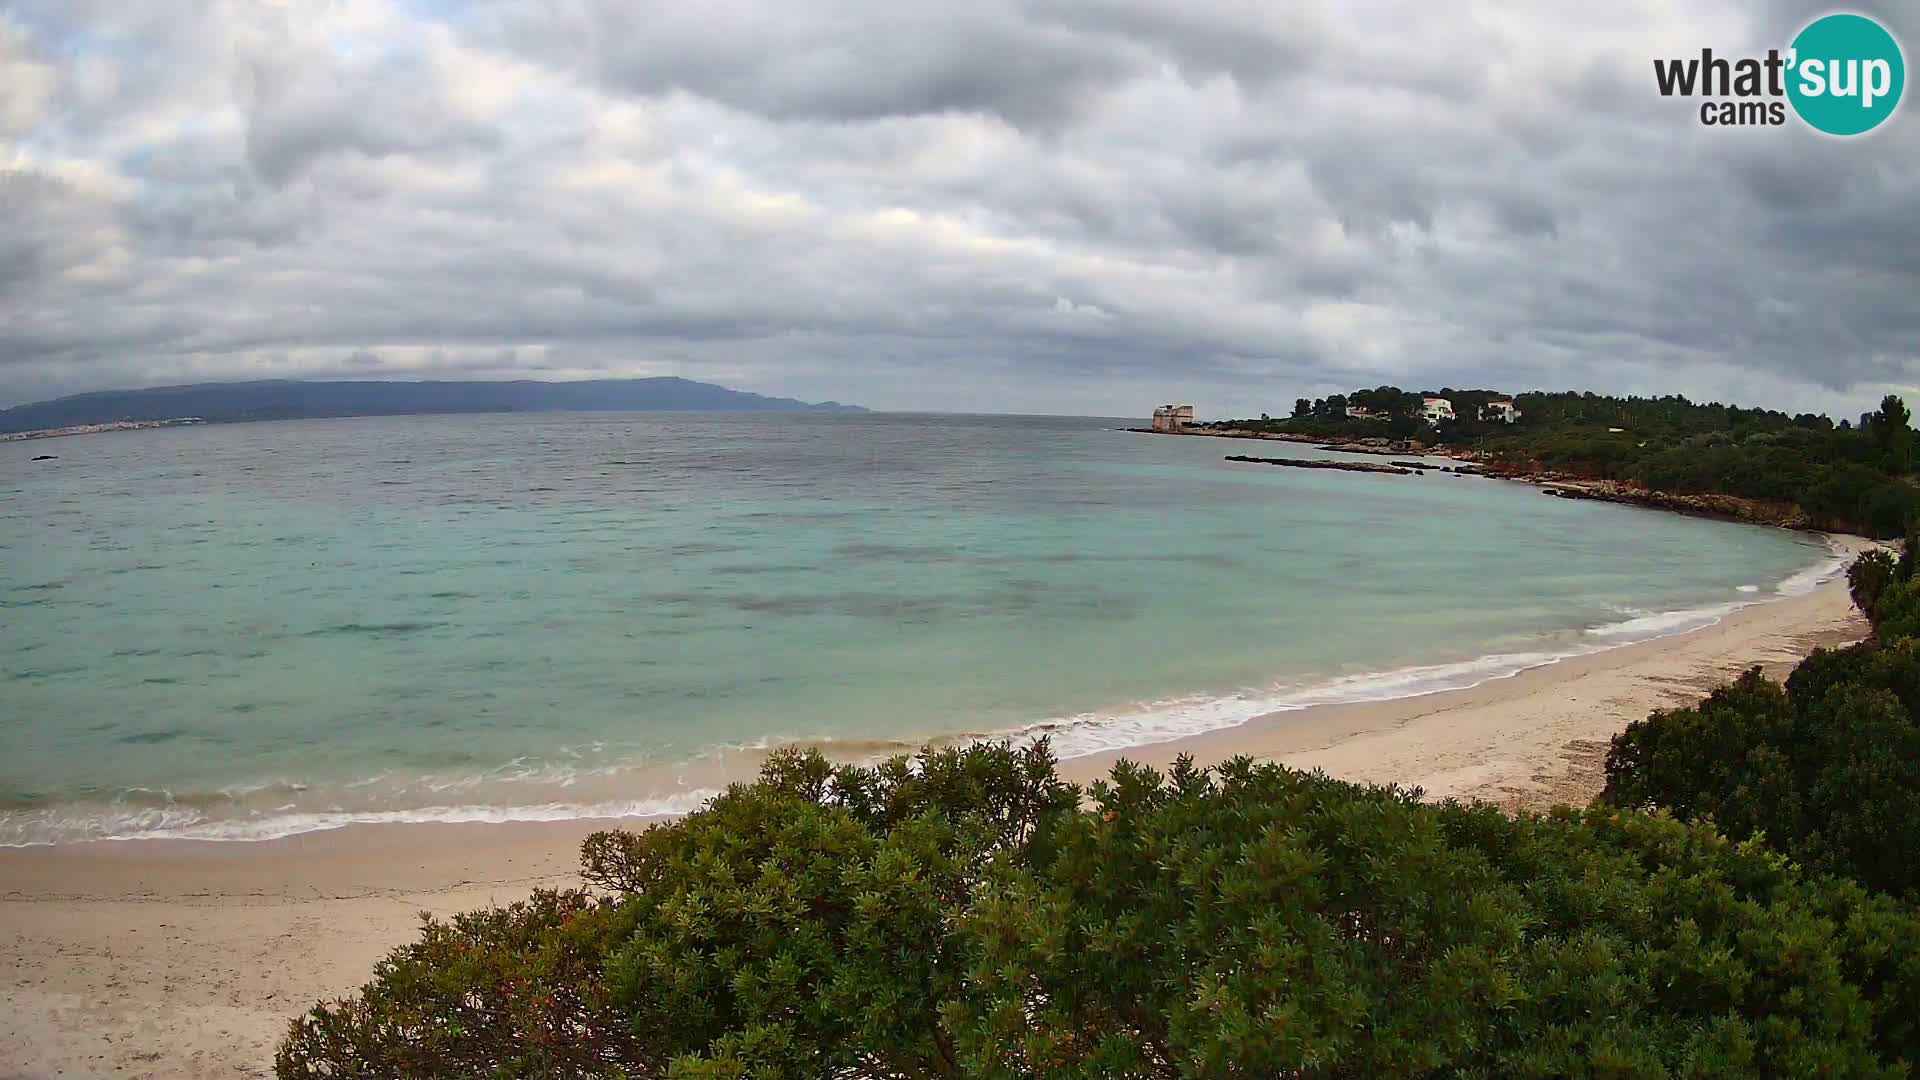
[1136,424,1823,532]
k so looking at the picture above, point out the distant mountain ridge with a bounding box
[0,378,865,433]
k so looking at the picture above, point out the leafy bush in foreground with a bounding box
[1601,655,1920,901]
[1603,546,1920,901]
[275,889,647,1078]
[280,743,1919,1079]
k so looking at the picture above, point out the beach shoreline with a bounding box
[0,539,1876,1078]
[1058,541,1870,808]
[0,531,1850,849]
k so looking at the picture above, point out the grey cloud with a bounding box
[0,170,126,314]
[1032,0,1325,91]
[241,54,501,186]
[473,0,1142,129]
[1,0,1917,420]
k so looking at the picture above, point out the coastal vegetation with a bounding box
[1603,537,1920,901]
[1213,389,1920,538]
[280,738,1920,1077]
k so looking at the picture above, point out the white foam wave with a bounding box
[1583,601,1744,642]
[1775,548,1849,596]
[1586,541,1848,641]
[0,791,717,847]
[9,543,1852,846]
[994,542,1854,761]
[993,648,1592,761]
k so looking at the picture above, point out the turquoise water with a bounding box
[0,412,1837,843]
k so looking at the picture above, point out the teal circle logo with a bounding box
[1787,13,1905,135]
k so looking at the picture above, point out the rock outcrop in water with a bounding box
[1225,455,1413,476]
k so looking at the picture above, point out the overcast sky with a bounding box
[2,0,1915,418]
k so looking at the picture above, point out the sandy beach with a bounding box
[0,545,1872,1079]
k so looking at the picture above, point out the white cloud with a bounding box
[0,16,58,136]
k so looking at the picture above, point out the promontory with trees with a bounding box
[1201,388,1920,539]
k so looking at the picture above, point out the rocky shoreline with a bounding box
[1129,425,1437,455]
[1526,477,1813,529]
[1132,424,1827,534]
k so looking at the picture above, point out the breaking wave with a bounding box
[4,541,1851,845]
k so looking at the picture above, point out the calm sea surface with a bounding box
[0,412,1836,843]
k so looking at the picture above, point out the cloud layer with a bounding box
[2,0,1916,416]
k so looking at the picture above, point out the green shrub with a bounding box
[1603,640,1920,901]
[280,744,1919,1078]
[1602,545,1920,905]
[1851,549,1897,615]
[275,889,648,1079]
[956,758,1914,1078]
[1601,667,1802,844]
[1872,575,1920,642]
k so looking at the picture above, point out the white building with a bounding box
[1419,397,1455,424]
[1345,405,1385,420]
[1151,404,1195,433]
[1479,399,1521,423]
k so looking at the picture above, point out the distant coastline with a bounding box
[0,377,865,435]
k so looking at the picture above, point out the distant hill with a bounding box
[0,378,866,433]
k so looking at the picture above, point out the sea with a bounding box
[0,411,1842,845]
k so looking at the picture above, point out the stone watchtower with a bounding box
[1151,404,1195,433]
